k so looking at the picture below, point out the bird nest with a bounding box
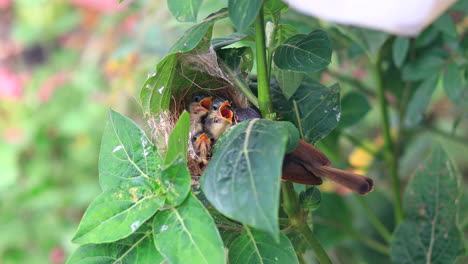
[146,47,253,178]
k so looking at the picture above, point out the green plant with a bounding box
[67,1,467,263]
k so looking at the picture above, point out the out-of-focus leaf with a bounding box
[167,0,203,22]
[201,119,292,238]
[272,79,341,144]
[405,75,438,126]
[164,111,190,164]
[338,91,370,128]
[228,227,299,264]
[443,63,464,105]
[228,0,262,32]
[391,145,465,264]
[340,27,388,58]
[433,13,457,38]
[160,155,191,206]
[277,24,298,44]
[67,225,164,264]
[273,30,332,72]
[392,37,410,68]
[217,47,254,74]
[273,63,304,100]
[0,146,18,189]
[72,186,164,244]
[153,193,225,264]
[299,186,321,211]
[313,193,352,249]
[264,0,288,17]
[99,110,159,190]
[402,56,444,81]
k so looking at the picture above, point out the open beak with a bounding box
[195,133,210,145]
[199,97,213,112]
[219,101,233,124]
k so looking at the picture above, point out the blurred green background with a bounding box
[1,1,467,263]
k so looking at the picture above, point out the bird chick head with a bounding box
[212,98,233,124]
[189,94,212,115]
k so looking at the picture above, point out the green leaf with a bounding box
[72,186,165,244]
[165,111,190,164]
[276,24,298,44]
[99,109,160,190]
[392,37,410,68]
[299,186,321,211]
[212,32,251,50]
[405,75,438,126]
[391,145,465,264]
[264,0,288,17]
[167,0,203,22]
[67,227,164,264]
[160,155,191,206]
[0,145,18,189]
[273,30,332,72]
[271,79,341,144]
[229,226,299,263]
[340,27,388,59]
[313,193,352,249]
[201,119,291,238]
[338,91,371,128]
[168,8,227,54]
[140,54,177,115]
[153,193,225,264]
[228,0,262,32]
[402,55,444,81]
[443,63,464,105]
[273,63,304,100]
[217,47,254,74]
[433,13,458,38]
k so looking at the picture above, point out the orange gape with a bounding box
[282,140,374,195]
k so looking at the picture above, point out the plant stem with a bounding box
[255,5,274,119]
[371,51,403,224]
[342,132,377,156]
[356,196,392,243]
[282,182,332,264]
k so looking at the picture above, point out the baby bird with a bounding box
[192,132,213,166]
[188,93,212,136]
[204,98,234,141]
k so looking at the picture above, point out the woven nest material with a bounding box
[147,47,252,177]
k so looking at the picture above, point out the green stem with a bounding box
[342,132,377,157]
[255,5,274,119]
[356,196,392,243]
[371,52,403,224]
[282,182,332,264]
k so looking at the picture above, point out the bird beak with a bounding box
[195,133,210,145]
[219,101,233,124]
[199,97,212,112]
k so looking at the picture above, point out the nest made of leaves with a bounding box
[147,47,253,178]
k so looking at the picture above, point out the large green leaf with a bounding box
[164,111,190,164]
[72,186,165,244]
[160,155,191,206]
[167,0,203,22]
[391,145,465,264]
[392,37,409,68]
[99,109,160,190]
[153,193,225,264]
[405,75,438,126]
[228,0,262,32]
[273,30,332,72]
[201,119,293,238]
[273,63,304,100]
[264,0,288,17]
[271,79,341,144]
[228,227,299,264]
[443,62,464,106]
[67,226,164,264]
[338,91,370,128]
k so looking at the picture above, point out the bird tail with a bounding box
[311,166,374,195]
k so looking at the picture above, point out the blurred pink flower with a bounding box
[4,126,24,144]
[70,0,126,13]
[49,247,65,264]
[0,68,22,101]
[0,0,10,9]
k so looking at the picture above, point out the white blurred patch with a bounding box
[284,0,457,36]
